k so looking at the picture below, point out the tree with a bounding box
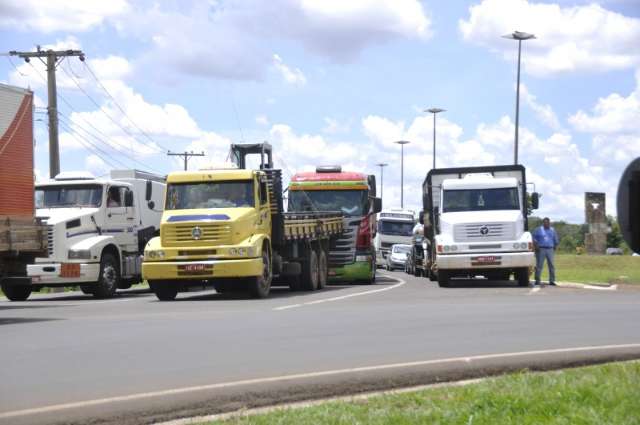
[607,215,623,248]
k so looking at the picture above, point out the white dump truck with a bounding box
[21,170,165,299]
[421,165,539,287]
[374,208,415,266]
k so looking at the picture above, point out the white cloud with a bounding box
[117,0,432,81]
[255,115,270,126]
[85,154,110,177]
[322,117,351,134]
[520,84,561,130]
[272,54,307,86]
[0,0,128,33]
[459,0,640,76]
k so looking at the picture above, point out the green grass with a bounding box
[208,361,640,425]
[539,254,640,285]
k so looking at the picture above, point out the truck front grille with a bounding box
[162,223,232,246]
[454,222,515,242]
[329,218,358,266]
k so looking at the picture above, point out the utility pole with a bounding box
[167,151,205,171]
[10,46,85,178]
[375,163,388,199]
[394,140,410,209]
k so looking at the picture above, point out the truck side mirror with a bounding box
[125,190,134,207]
[433,206,440,233]
[531,192,539,210]
[145,180,152,201]
[372,197,382,213]
[419,210,424,225]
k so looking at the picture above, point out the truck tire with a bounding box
[516,268,530,287]
[300,247,319,291]
[437,270,450,288]
[1,283,32,301]
[249,248,272,298]
[150,280,178,301]
[317,248,328,290]
[93,252,119,299]
[80,285,94,295]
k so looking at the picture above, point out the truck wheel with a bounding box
[80,285,94,295]
[151,280,178,301]
[301,247,319,291]
[93,253,119,299]
[516,268,530,287]
[1,283,32,301]
[437,270,450,288]
[249,248,272,298]
[317,249,328,290]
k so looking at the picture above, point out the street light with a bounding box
[375,163,388,199]
[394,140,410,209]
[425,108,445,169]
[503,30,536,165]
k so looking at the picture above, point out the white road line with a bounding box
[273,273,406,311]
[1,342,639,420]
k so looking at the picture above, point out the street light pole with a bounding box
[502,31,535,165]
[425,108,445,169]
[375,162,388,199]
[394,141,410,209]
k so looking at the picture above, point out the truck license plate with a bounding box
[472,256,501,266]
[60,263,81,278]
[184,264,207,272]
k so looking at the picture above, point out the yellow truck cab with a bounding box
[142,143,343,300]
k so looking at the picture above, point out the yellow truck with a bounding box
[142,143,343,300]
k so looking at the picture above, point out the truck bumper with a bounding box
[26,262,100,285]
[437,252,534,270]
[142,258,263,281]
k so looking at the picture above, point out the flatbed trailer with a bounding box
[142,143,344,300]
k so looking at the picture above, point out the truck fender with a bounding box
[68,235,120,262]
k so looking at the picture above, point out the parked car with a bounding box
[385,244,411,271]
[606,247,624,255]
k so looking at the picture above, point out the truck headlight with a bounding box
[229,247,256,257]
[145,250,165,260]
[68,249,92,260]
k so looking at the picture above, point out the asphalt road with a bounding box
[1,271,640,425]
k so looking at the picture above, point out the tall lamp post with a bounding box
[394,140,410,209]
[502,30,535,165]
[375,162,388,200]
[425,108,445,170]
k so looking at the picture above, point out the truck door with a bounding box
[105,186,136,251]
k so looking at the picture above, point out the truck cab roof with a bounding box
[167,169,256,183]
[443,176,518,190]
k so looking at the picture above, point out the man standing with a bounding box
[532,217,559,286]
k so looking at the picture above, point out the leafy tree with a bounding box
[607,215,623,248]
[558,235,577,253]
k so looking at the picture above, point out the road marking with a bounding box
[273,273,406,311]
[557,282,619,291]
[1,342,639,420]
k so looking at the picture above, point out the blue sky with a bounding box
[1,0,639,222]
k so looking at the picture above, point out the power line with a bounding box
[167,151,205,171]
[81,60,170,152]
[57,119,126,170]
[59,62,164,155]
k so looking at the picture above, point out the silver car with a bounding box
[385,244,411,271]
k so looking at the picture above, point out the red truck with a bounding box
[0,83,48,300]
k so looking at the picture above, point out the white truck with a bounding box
[421,165,539,287]
[21,170,165,299]
[374,208,415,267]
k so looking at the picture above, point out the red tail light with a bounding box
[356,216,371,249]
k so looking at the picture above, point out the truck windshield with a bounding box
[378,220,414,236]
[443,187,520,212]
[288,190,367,216]
[166,180,254,210]
[35,185,102,208]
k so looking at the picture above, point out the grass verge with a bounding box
[541,254,640,285]
[207,361,640,425]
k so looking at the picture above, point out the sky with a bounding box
[1,0,639,223]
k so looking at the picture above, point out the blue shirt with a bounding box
[533,226,559,249]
